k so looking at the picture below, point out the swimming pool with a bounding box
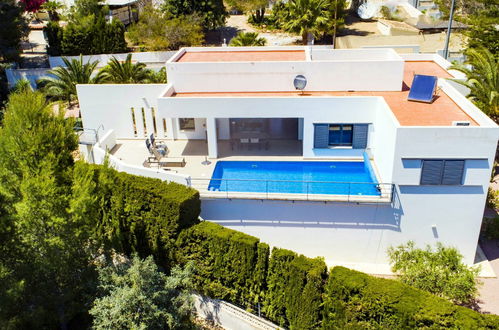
[208,160,380,196]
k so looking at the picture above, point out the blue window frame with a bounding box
[329,124,353,146]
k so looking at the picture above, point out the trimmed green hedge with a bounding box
[263,248,327,329]
[323,266,499,329]
[176,221,268,307]
[176,222,327,328]
[77,163,200,266]
[44,18,127,56]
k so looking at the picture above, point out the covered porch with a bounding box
[111,139,304,177]
[168,117,304,159]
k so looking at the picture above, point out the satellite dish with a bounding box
[357,2,377,19]
[294,75,307,91]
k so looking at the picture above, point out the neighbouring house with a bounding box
[76,46,499,273]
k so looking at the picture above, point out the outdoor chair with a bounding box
[150,133,168,155]
[147,148,186,168]
[240,138,250,150]
[250,138,261,150]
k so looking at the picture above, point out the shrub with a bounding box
[387,241,480,306]
[76,163,200,268]
[487,187,499,210]
[176,221,268,308]
[263,248,327,329]
[484,217,499,240]
[44,21,63,56]
[323,266,499,329]
[45,15,127,56]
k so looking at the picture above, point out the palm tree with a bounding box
[39,55,105,105]
[41,0,63,21]
[100,54,151,84]
[449,48,499,122]
[229,32,267,46]
[282,0,328,45]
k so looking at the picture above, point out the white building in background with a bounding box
[77,46,498,273]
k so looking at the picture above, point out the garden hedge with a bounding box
[323,266,499,329]
[176,222,327,329]
[44,18,127,56]
[176,221,269,307]
[263,248,327,329]
[78,163,200,267]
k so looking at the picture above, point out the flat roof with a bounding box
[175,50,306,62]
[171,61,477,127]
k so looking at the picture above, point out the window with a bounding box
[179,118,195,131]
[329,124,353,146]
[420,160,465,185]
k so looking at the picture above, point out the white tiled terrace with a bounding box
[109,138,393,203]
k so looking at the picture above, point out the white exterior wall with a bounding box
[77,84,169,139]
[167,48,404,93]
[167,61,404,93]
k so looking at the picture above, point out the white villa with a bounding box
[77,46,499,272]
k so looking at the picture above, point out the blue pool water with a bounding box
[208,160,380,196]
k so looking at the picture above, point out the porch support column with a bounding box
[206,117,218,159]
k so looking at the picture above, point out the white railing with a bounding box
[190,178,394,203]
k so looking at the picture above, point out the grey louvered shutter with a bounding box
[442,160,465,185]
[314,124,329,148]
[352,124,369,149]
[420,160,444,185]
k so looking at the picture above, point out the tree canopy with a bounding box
[90,255,195,329]
[162,0,228,30]
[0,0,29,63]
[127,5,204,51]
[449,47,498,122]
[387,241,480,306]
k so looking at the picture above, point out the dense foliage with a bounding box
[43,0,127,56]
[268,0,348,44]
[323,266,499,328]
[263,248,326,329]
[0,90,96,328]
[229,32,267,46]
[387,241,480,305]
[0,0,29,63]
[449,47,498,122]
[83,164,200,268]
[20,0,46,12]
[177,221,268,306]
[39,55,105,104]
[101,53,157,83]
[0,88,201,327]
[91,255,195,329]
[178,222,327,329]
[127,5,204,51]
[162,0,228,30]
[177,222,498,329]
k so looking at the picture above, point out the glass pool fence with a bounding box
[189,178,394,203]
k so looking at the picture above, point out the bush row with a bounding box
[176,222,499,329]
[44,19,127,56]
[176,221,328,329]
[77,163,200,267]
[324,266,499,329]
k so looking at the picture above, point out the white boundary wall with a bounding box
[193,294,282,330]
[49,51,176,69]
[81,129,190,185]
[167,47,404,92]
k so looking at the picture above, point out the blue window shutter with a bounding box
[421,160,444,185]
[314,124,329,148]
[352,124,368,149]
[442,160,465,185]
